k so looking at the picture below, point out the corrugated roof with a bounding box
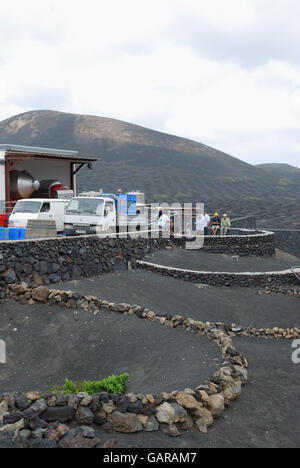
[0,144,97,161]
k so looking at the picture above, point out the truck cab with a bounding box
[8,198,69,232]
[64,197,116,235]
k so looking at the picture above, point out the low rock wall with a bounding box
[136,260,299,287]
[0,283,249,446]
[273,230,300,259]
[0,230,275,296]
[1,282,299,447]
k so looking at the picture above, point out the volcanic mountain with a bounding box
[0,110,299,208]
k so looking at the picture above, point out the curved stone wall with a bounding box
[0,283,249,444]
[272,229,300,259]
[0,229,275,295]
[136,260,300,287]
[189,229,275,256]
[2,282,299,446]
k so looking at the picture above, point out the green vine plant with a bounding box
[51,373,129,396]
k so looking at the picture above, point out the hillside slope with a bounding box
[0,110,299,206]
[256,163,300,174]
[256,163,300,186]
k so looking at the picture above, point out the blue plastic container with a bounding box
[0,226,4,240]
[4,228,9,240]
[19,228,26,240]
[9,228,19,240]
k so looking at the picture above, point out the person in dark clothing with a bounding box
[211,212,221,236]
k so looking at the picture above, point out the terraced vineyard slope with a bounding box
[0,110,299,219]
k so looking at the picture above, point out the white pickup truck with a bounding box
[63,192,147,236]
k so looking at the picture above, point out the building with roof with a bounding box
[0,144,97,212]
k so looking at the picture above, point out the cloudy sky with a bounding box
[0,0,300,167]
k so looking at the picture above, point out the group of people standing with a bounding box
[157,209,231,236]
[196,212,231,236]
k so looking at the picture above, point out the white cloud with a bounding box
[0,0,299,167]
[165,59,300,138]
[173,0,257,29]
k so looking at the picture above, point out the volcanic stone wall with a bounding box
[0,283,249,443]
[136,260,299,287]
[272,230,300,259]
[0,230,275,295]
[2,282,299,446]
[198,230,274,255]
[0,236,173,295]
[230,216,256,229]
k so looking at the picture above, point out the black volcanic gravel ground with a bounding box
[93,337,300,448]
[1,260,300,448]
[56,270,300,329]
[1,310,299,448]
[0,301,219,395]
[143,248,299,273]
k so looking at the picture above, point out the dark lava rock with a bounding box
[127,401,143,414]
[94,410,106,426]
[76,406,94,425]
[58,428,79,448]
[102,422,113,433]
[89,395,101,412]
[15,395,31,411]
[59,429,100,448]
[27,438,43,449]
[39,439,58,448]
[100,392,110,404]
[3,412,24,425]
[40,406,76,422]
[141,403,157,416]
[29,417,49,431]
[116,396,130,413]
[54,392,68,407]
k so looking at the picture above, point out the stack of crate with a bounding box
[25,220,57,239]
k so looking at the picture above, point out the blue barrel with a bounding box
[4,228,9,240]
[0,226,4,240]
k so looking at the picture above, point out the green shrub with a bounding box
[246,196,261,201]
[187,189,198,193]
[278,178,295,186]
[224,177,236,182]
[52,373,129,396]
[154,194,168,200]
[224,176,249,183]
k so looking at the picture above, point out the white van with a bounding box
[8,199,69,233]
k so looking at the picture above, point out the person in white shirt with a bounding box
[158,212,171,233]
[195,213,205,235]
[203,211,210,235]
